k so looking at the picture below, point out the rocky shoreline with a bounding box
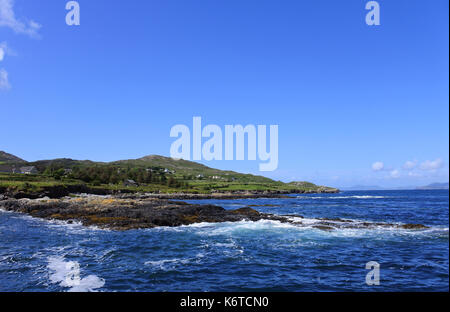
[0,194,429,231]
[0,185,340,200]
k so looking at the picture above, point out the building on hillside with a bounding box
[124,179,138,187]
[20,166,38,175]
[63,169,73,175]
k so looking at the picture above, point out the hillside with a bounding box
[113,155,276,183]
[0,152,339,195]
[0,151,25,163]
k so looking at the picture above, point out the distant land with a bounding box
[340,183,449,191]
[416,182,449,190]
[0,150,338,198]
[339,185,385,191]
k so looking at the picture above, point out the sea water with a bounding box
[0,190,448,292]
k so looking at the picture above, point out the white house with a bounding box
[20,166,38,175]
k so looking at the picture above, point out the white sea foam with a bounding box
[74,193,112,199]
[145,258,190,268]
[153,216,448,241]
[0,207,14,213]
[47,257,105,292]
[297,195,387,199]
[144,254,207,271]
[213,242,237,248]
[0,207,106,232]
[157,219,308,237]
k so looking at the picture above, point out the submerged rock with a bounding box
[399,223,429,230]
[313,225,335,231]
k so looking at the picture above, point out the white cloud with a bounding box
[390,169,400,179]
[0,68,10,90]
[0,42,14,90]
[0,41,14,61]
[0,42,7,61]
[419,158,444,171]
[372,161,384,171]
[403,160,418,170]
[0,0,41,38]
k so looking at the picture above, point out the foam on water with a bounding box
[297,195,388,199]
[47,257,105,292]
[1,207,107,233]
[0,207,14,214]
[151,216,448,242]
[182,219,300,236]
[144,252,206,271]
[144,258,191,270]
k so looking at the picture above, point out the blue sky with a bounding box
[0,0,448,187]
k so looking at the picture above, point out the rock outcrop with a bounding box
[0,195,429,231]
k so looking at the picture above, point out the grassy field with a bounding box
[0,172,333,195]
[0,173,181,194]
[0,153,338,195]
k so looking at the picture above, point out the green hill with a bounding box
[113,155,276,183]
[0,151,25,163]
[0,152,339,195]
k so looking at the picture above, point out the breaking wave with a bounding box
[297,195,388,199]
[47,257,105,292]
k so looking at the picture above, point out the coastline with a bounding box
[0,185,340,201]
[0,193,428,231]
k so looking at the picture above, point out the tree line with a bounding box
[43,165,188,188]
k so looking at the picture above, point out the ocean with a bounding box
[0,190,448,292]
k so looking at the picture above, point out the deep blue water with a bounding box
[0,190,448,292]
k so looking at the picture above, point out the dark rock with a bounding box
[400,223,429,230]
[313,225,335,231]
[0,196,430,232]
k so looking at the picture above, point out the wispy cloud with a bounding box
[372,161,384,171]
[0,0,40,91]
[0,41,14,61]
[403,160,418,170]
[0,42,13,90]
[389,169,400,179]
[419,158,444,171]
[0,68,10,90]
[370,158,446,182]
[0,0,41,38]
[0,43,4,61]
